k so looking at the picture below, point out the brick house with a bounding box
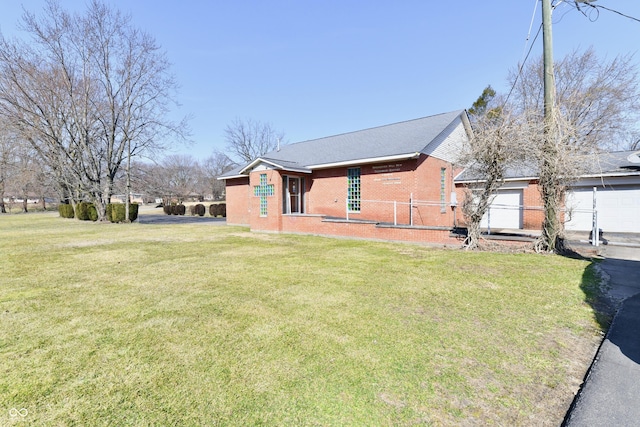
[219,110,473,244]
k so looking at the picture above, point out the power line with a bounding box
[503,24,543,108]
[521,0,539,64]
[578,2,640,24]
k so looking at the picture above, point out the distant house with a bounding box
[454,150,640,234]
[219,110,473,244]
[110,193,145,204]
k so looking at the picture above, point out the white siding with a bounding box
[424,118,468,164]
[565,186,640,233]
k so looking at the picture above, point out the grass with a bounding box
[0,211,603,425]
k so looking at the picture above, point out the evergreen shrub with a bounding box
[194,204,205,216]
[107,203,139,223]
[88,204,98,221]
[209,203,226,217]
[58,204,75,218]
[76,202,93,221]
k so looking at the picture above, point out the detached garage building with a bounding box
[565,151,640,233]
[455,150,640,234]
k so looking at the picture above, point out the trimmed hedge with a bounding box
[163,204,186,216]
[209,203,226,217]
[59,204,75,219]
[194,204,205,216]
[107,203,139,223]
[76,202,97,221]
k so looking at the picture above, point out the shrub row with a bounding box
[58,202,138,222]
[164,204,186,215]
[209,203,226,217]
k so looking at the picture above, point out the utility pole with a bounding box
[538,0,561,251]
[542,0,555,122]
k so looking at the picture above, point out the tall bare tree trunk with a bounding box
[536,169,566,253]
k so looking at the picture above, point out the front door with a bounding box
[288,177,300,213]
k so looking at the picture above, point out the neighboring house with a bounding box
[454,150,640,234]
[110,193,145,204]
[219,110,473,244]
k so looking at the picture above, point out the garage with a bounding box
[481,189,523,230]
[565,185,640,233]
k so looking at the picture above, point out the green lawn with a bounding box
[1,212,603,425]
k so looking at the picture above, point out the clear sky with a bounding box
[1,1,639,162]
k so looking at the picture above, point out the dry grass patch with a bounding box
[0,213,604,425]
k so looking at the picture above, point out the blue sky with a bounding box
[1,1,639,161]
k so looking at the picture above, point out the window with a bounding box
[254,174,274,217]
[282,176,305,214]
[440,168,447,213]
[347,167,361,212]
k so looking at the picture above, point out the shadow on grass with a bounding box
[561,246,614,332]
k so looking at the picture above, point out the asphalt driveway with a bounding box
[564,244,640,426]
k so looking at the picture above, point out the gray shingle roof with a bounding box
[585,150,640,175]
[220,110,466,178]
[455,150,640,183]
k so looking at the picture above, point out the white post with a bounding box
[346,198,349,221]
[410,194,413,226]
[394,201,397,225]
[592,186,599,247]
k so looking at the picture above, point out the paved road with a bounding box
[564,244,640,426]
[134,206,227,225]
[137,213,227,225]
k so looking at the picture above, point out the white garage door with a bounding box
[565,186,640,233]
[481,190,523,230]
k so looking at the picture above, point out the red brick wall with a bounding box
[410,156,457,227]
[305,168,349,218]
[522,180,544,229]
[225,177,250,225]
[281,214,463,245]
[224,155,462,243]
[249,169,283,232]
[279,215,532,249]
[303,155,456,227]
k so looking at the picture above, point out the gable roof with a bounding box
[220,110,470,178]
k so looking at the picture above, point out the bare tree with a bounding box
[458,111,528,249]
[509,48,640,152]
[156,155,200,203]
[505,48,639,251]
[202,150,237,200]
[224,118,285,163]
[0,0,188,220]
[0,121,19,213]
